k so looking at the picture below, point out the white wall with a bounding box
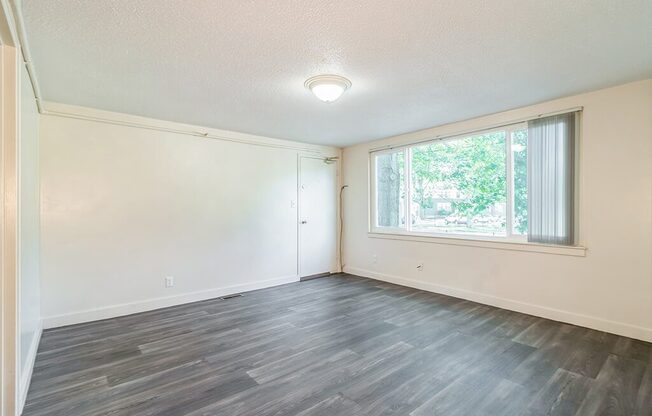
[343,79,652,342]
[40,107,338,327]
[18,62,41,406]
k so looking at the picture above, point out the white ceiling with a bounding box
[22,0,652,147]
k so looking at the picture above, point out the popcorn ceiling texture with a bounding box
[22,0,652,146]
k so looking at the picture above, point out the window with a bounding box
[511,128,528,235]
[374,150,405,229]
[371,112,578,246]
[410,130,508,236]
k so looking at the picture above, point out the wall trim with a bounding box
[345,266,652,343]
[42,275,299,329]
[18,319,41,415]
[40,101,338,155]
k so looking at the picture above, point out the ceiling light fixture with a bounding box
[304,74,352,103]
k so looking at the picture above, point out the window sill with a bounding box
[367,231,586,257]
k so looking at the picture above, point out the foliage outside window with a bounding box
[372,123,529,240]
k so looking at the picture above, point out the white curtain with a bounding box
[527,112,576,245]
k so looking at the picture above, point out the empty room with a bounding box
[1,1,651,415]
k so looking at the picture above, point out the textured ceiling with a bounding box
[22,0,652,146]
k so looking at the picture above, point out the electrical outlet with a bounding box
[372,254,378,264]
[416,262,424,272]
[290,199,296,208]
[165,276,174,288]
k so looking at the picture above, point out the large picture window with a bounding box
[371,112,578,246]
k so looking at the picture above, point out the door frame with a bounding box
[0,42,20,416]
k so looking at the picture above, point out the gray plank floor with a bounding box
[24,274,652,416]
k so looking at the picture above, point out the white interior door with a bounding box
[299,156,338,277]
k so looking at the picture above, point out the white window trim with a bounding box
[368,116,585,256]
[367,231,586,256]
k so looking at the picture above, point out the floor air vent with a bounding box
[220,294,243,300]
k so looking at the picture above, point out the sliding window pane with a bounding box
[375,151,405,228]
[512,129,528,235]
[410,132,507,236]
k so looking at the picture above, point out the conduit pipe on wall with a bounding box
[8,0,42,112]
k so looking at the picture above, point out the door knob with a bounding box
[301,220,307,224]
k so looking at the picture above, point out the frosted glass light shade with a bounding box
[305,75,352,103]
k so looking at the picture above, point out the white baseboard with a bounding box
[42,275,299,329]
[346,266,652,343]
[19,319,42,415]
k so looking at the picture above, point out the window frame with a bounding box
[370,146,408,235]
[369,121,570,246]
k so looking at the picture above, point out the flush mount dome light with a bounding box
[304,74,352,102]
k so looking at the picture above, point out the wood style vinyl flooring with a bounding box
[24,274,652,416]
